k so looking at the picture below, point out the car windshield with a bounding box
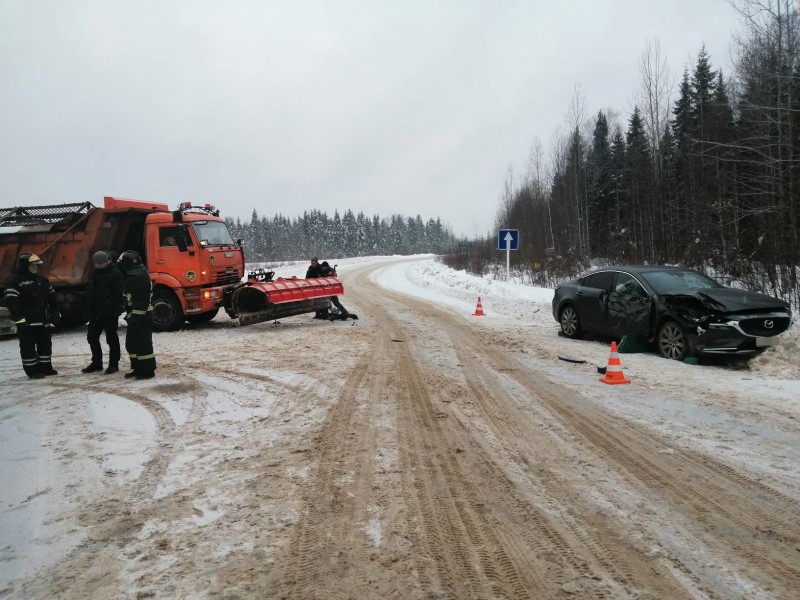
[191,221,234,246]
[642,270,725,294]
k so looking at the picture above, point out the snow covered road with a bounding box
[1,255,799,599]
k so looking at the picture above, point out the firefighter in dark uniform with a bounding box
[117,250,156,380]
[2,253,60,379]
[82,251,124,374]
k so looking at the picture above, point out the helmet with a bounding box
[18,252,44,270]
[117,250,142,272]
[93,250,110,265]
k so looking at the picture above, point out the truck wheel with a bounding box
[186,308,219,324]
[152,288,184,331]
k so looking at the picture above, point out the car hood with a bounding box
[662,288,790,313]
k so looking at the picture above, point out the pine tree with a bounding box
[690,45,716,139]
[609,127,626,240]
[586,111,613,257]
[669,68,695,260]
[624,107,655,261]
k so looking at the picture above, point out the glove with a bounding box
[52,311,62,326]
[15,319,27,332]
[124,312,131,322]
[45,322,55,329]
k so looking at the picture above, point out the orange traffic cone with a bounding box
[599,341,631,385]
[473,296,486,316]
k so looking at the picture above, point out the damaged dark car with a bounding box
[552,266,793,360]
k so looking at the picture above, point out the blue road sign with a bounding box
[497,229,519,251]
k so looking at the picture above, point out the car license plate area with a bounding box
[756,336,779,347]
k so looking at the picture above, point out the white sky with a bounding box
[0,0,743,237]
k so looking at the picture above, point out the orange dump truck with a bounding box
[0,197,345,335]
[0,197,245,331]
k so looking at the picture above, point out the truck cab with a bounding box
[143,202,244,330]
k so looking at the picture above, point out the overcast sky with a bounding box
[1,0,743,237]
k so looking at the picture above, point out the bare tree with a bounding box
[567,85,590,257]
[638,39,674,182]
[496,165,516,231]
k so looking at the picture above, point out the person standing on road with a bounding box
[2,253,60,379]
[117,250,156,380]
[82,251,124,374]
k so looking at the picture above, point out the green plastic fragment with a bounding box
[617,335,649,354]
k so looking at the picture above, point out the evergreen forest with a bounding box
[226,209,454,262]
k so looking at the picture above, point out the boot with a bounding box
[105,364,119,375]
[82,363,103,373]
[124,371,137,379]
[42,368,58,376]
[28,372,45,380]
[134,372,155,380]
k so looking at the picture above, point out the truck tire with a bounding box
[152,287,184,332]
[186,308,219,324]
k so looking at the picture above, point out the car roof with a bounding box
[588,265,690,274]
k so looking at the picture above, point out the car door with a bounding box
[607,271,652,337]
[574,270,614,334]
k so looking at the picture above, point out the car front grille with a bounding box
[215,268,240,286]
[737,316,791,336]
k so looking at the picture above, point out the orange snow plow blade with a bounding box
[231,276,344,326]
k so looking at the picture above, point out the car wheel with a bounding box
[657,320,689,360]
[559,304,583,339]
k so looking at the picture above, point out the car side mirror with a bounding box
[176,225,189,253]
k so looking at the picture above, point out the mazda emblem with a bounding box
[764,320,774,329]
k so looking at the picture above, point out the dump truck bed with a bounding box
[0,201,150,321]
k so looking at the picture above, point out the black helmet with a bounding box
[18,252,44,271]
[117,250,142,272]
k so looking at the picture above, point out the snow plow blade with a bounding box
[231,276,344,327]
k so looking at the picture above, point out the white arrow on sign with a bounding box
[504,232,514,250]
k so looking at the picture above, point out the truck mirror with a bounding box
[236,238,243,247]
[176,225,189,252]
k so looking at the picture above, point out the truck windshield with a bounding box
[192,221,235,246]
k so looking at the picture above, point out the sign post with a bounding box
[497,229,519,282]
